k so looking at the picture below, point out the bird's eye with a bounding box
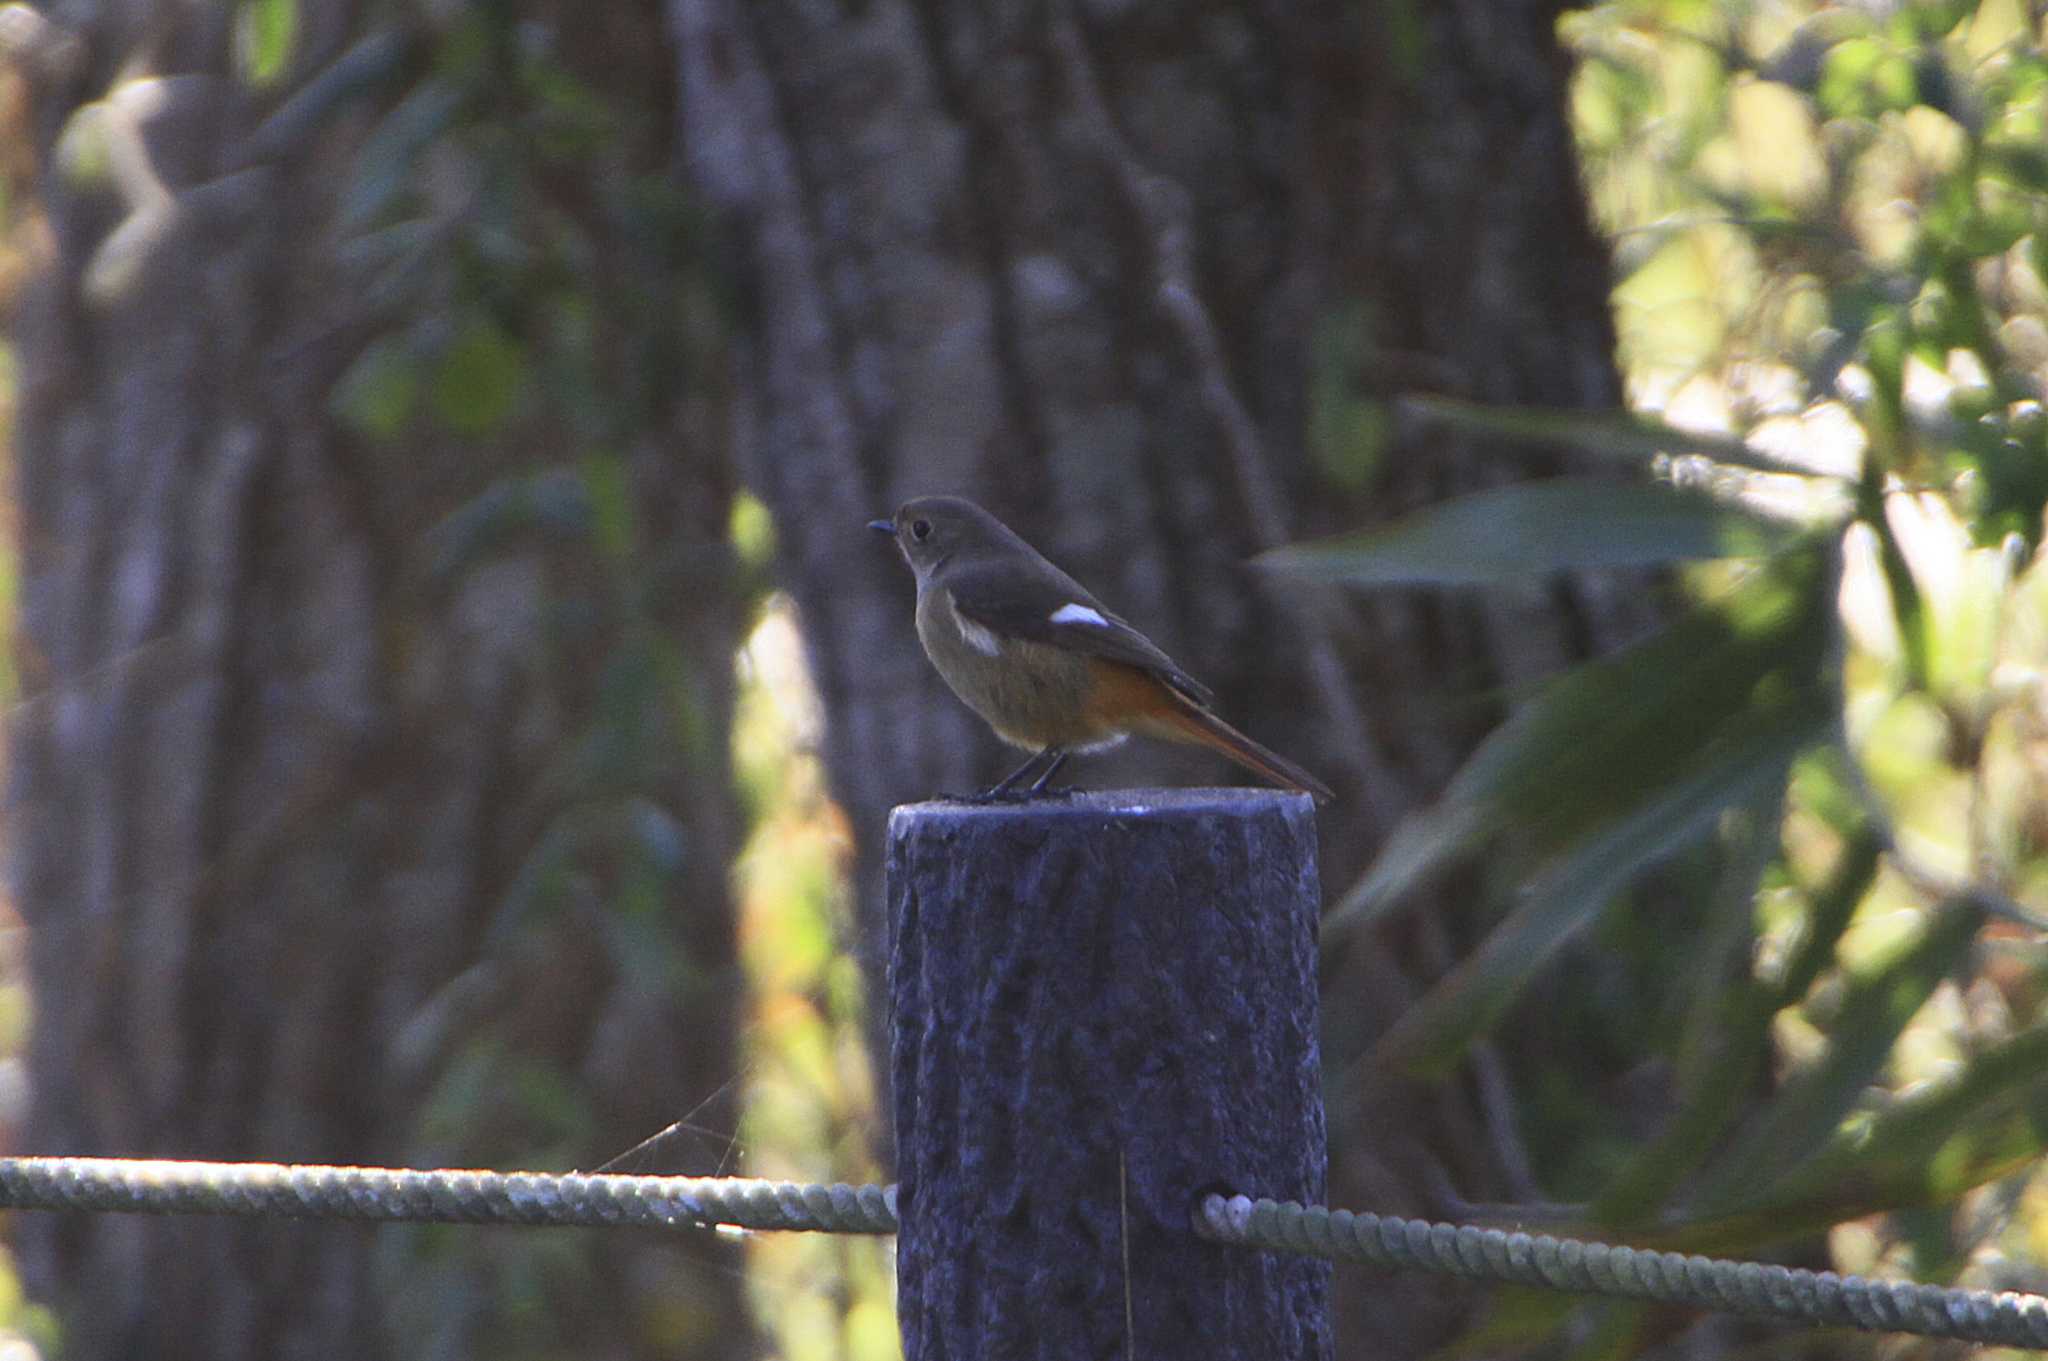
[911,519,932,541]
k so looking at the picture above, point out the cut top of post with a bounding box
[886,785,1318,835]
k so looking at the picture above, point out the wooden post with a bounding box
[887,788,1332,1358]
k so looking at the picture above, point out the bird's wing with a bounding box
[944,561,1217,708]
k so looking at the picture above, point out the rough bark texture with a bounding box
[888,790,1330,1359]
[673,2,1642,1353]
[8,4,754,1358]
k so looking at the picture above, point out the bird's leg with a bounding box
[1023,749,1070,797]
[966,747,1071,802]
[977,747,1055,801]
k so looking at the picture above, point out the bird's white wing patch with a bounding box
[948,594,1003,656]
[1049,602,1109,628]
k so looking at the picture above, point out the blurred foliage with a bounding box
[252,8,885,1357]
[1279,0,2048,1353]
[733,593,896,1361]
[233,0,298,89]
[0,42,45,1361]
[310,7,896,1347]
[0,0,887,1352]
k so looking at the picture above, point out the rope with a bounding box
[6,1157,2048,1346]
[1193,1193,2048,1349]
[0,1157,896,1235]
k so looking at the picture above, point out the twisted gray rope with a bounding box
[0,1157,897,1234]
[9,1157,2048,1347]
[1193,1193,2048,1348]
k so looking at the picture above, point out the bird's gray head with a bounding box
[867,495,1014,580]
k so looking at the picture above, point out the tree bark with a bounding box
[675,2,1640,1353]
[9,4,755,1358]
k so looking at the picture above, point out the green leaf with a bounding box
[1396,396,1812,475]
[52,102,113,191]
[580,453,635,562]
[1818,36,1886,116]
[1690,896,1985,1216]
[1983,142,2048,193]
[1427,1288,1582,1359]
[234,0,297,88]
[1368,699,1825,1078]
[729,492,777,570]
[1262,479,1788,586]
[1328,550,1834,924]
[1799,1016,2048,1197]
[1306,301,1387,491]
[1591,823,1883,1224]
[330,337,419,441]
[342,79,463,230]
[432,319,526,435]
[1664,1007,2048,1254]
[425,471,592,583]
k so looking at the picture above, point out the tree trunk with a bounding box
[674,1,1640,1353]
[9,4,755,1358]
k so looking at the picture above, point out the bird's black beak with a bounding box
[867,518,896,537]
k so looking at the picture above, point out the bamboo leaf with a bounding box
[1328,551,1834,926]
[1370,700,1826,1078]
[1690,897,1985,1214]
[342,78,463,230]
[1591,824,1884,1224]
[1263,479,1788,587]
[1658,1011,2048,1254]
[1398,396,1815,475]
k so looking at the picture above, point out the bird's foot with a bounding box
[939,784,1078,805]
[944,747,1075,803]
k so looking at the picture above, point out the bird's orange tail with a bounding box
[1142,699,1335,805]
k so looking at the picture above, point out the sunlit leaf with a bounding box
[1593,826,1884,1224]
[730,493,776,570]
[1799,1015,2048,1197]
[52,102,113,191]
[1818,36,1915,117]
[1663,1010,2048,1254]
[233,0,297,88]
[1263,479,1788,587]
[1690,897,1985,1215]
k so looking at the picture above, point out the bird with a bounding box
[869,495,1333,804]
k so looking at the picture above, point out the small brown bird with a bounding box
[870,496,1333,803]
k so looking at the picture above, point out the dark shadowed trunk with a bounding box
[673,2,1642,1353]
[8,4,755,1358]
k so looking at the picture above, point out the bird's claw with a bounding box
[938,785,1078,805]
